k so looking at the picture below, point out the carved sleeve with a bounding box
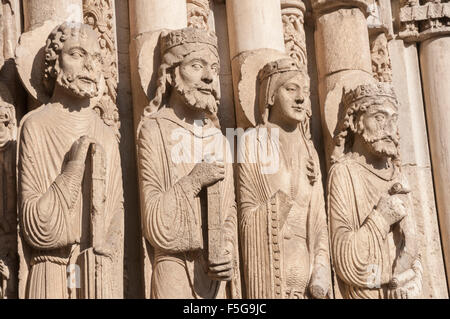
[18,122,78,250]
[138,119,203,253]
[308,170,332,286]
[328,164,391,289]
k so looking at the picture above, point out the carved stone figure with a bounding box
[237,58,331,299]
[0,82,16,299]
[17,22,124,299]
[137,27,240,299]
[328,82,422,299]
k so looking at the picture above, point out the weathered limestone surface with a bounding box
[0,0,448,299]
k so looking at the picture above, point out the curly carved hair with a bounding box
[43,22,95,95]
[331,95,400,165]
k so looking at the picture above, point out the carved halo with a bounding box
[237,49,288,127]
[137,30,166,105]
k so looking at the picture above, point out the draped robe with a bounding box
[238,126,331,299]
[17,104,124,299]
[327,155,405,299]
[137,107,241,299]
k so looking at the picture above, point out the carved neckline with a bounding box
[347,152,398,181]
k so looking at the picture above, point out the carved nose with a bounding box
[202,75,213,84]
[295,97,304,104]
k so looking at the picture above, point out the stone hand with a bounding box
[68,135,97,163]
[376,194,407,226]
[0,260,9,280]
[208,241,234,282]
[189,161,225,189]
[309,265,330,299]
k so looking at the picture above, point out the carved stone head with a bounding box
[333,82,400,163]
[0,83,16,150]
[147,27,220,117]
[43,22,103,99]
[258,58,311,128]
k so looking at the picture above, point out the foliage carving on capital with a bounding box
[281,0,308,68]
[187,0,211,31]
[83,0,120,138]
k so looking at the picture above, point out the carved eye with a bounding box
[211,64,219,74]
[375,114,385,122]
[191,63,203,71]
[285,86,296,92]
[70,51,83,59]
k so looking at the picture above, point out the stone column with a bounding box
[398,0,450,293]
[281,0,307,68]
[128,0,187,132]
[226,0,286,128]
[22,0,83,31]
[374,0,449,298]
[312,0,374,164]
[421,36,450,293]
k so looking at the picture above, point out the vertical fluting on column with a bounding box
[281,0,307,69]
[397,0,450,293]
[226,0,286,128]
[22,0,83,31]
[312,0,374,165]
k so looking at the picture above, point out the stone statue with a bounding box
[17,22,124,299]
[0,82,16,299]
[237,58,331,299]
[137,27,241,299]
[328,82,423,299]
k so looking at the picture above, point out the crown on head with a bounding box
[160,27,218,54]
[342,82,397,107]
[258,58,304,82]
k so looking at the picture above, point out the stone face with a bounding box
[0,0,447,299]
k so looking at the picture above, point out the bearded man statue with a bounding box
[328,82,422,299]
[17,22,124,299]
[137,27,241,299]
[237,58,331,299]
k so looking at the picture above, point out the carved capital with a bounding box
[83,0,121,138]
[311,0,371,16]
[187,0,211,31]
[399,1,450,42]
[281,0,307,68]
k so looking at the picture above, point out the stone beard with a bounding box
[328,83,422,299]
[17,22,124,299]
[137,27,240,299]
[238,58,331,299]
